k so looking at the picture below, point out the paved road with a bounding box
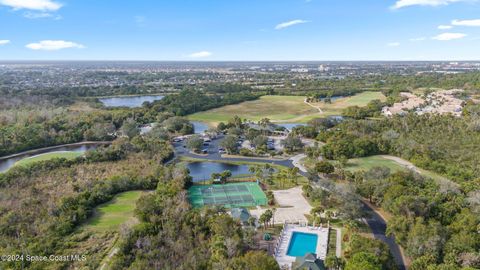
[172,134,295,168]
[362,203,406,270]
[172,136,406,270]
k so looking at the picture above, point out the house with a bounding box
[293,253,326,270]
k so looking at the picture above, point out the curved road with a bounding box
[172,135,406,270]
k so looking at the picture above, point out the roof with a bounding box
[230,208,251,223]
[294,253,326,270]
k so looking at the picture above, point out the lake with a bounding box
[192,121,209,134]
[99,95,164,108]
[0,143,101,173]
[186,162,252,182]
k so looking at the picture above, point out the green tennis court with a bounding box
[188,182,268,208]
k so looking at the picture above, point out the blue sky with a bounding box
[0,0,480,60]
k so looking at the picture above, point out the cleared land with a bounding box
[14,151,83,167]
[188,92,386,125]
[344,155,448,183]
[84,191,144,232]
[345,156,406,172]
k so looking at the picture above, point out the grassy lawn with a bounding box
[188,92,386,125]
[15,151,83,167]
[311,91,387,117]
[189,95,318,124]
[344,156,406,173]
[83,191,145,232]
[344,155,448,183]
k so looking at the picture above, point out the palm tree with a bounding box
[271,207,277,226]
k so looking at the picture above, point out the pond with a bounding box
[186,162,253,182]
[99,95,164,108]
[0,143,101,173]
[321,95,345,102]
[192,121,209,134]
[276,123,306,131]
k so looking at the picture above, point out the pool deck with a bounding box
[274,224,329,269]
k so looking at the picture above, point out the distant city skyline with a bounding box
[1,0,480,61]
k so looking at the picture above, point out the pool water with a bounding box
[286,232,318,257]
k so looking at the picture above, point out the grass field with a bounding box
[84,191,144,232]
[344,156,406,172]
[188,92,386,125]
[310,91,387,117]
[15,151,83,167]
[344,155,448,183]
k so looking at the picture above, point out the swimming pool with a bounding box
[286,232,318,257]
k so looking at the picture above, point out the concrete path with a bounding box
[290,154,307,173]
[335,228,342,257]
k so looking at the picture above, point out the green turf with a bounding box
[188,182,267,208]
[84,191,144,232]
[344,156,405,172]
[188,92,386,125]
[14,151,83,167]
[344,155,449,183]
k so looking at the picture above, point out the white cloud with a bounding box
[26,40,85,51]
[188,51,212,58]
[452,19,480,26]
[392,0,468,9]
[438,25,453,29]
[275,19,309,30]
[432,32,467,40]
[0,0,62,11]
[387,42,401,47]
[23,11,61,19]
[0,40,11,45]
[410,37,427,41]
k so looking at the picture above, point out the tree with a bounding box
[186,135,204,152]
[325,255,345,270]
[220,135,238,154]
[315,160,335,175]
[259,210,273,229]
[252,135,268,150]
[282,135,304,153]
[120,118,139,138]
[345,252,382,270]
[311,206,325,225]
[233,251,280,270]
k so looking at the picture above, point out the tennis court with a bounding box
[188,182,268,208]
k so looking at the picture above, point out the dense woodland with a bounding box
[353,169,480,269]
[110,166,278,270]
[0,137,174,269]
[0,87,259,156]
[320,104,480,182]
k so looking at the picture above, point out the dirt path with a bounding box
[99,245,119,270]
[304,98,324,113]
[380,155,420,173]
